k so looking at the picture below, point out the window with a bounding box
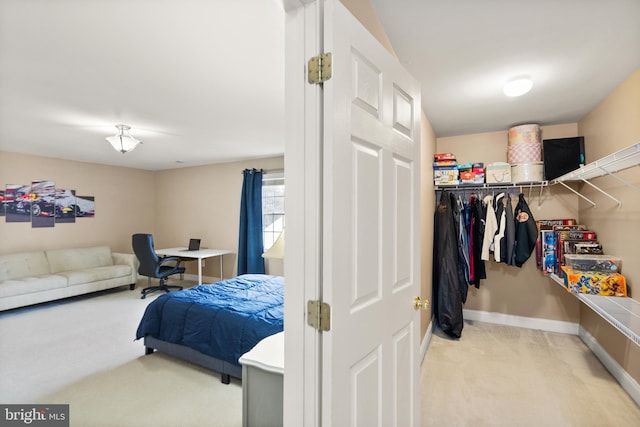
[262,172,284,251]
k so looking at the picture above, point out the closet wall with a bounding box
[577,68,640,382]
[437,124,581,323]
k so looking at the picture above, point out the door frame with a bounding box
[282,1,323,426]
[282,1,427,425]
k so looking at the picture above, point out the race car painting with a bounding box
[4,182,95,225]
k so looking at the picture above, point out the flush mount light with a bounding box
[503,77,533,97]
[105,124,141,154]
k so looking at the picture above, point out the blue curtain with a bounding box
[238,168,265,275]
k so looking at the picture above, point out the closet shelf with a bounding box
[435,181,547,191]
[548,142,640,207]
[434,142,640,206]
[549,142,640,184]
[549,273,640,347]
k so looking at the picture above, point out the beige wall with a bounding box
[577,68,640,383]
[437,124,582,323]
[0,151,156,255]
[0,151,284,279]
[420,114,437,337]
[578,68,640,298]
[154,156,284,280]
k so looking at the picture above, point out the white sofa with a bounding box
[0,246,139,311]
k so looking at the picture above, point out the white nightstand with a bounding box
[239,332,284,427]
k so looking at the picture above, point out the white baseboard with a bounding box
[579,325,640,407]
[463,308,580,335]
[419,320,433,366]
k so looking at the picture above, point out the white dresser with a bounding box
[239,332,284,427]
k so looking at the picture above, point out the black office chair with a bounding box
[132,233,185,299]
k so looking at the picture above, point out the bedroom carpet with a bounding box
[0,280,243,427]
[1,282,639,426]
[421,321,640,427]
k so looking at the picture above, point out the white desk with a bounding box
[155,247,232,286]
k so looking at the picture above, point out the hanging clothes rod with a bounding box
[435,181,547,192]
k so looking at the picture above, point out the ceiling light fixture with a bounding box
[503,77,533,97]
[105,124,141,154]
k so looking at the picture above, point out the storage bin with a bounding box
[508,143,541,163]
[485,162,511,183]
[511,162,544,182]
[561,266,627,297]
[564,254,622,273]
[508,124,541,146]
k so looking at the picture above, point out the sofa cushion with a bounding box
[0,252,51,281]
[46,246,114,274]
[0,275,67,298]
[58,265,132,286]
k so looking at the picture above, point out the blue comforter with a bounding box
[135,274,284,366]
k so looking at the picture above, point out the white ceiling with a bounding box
[370,0,640,137]
[0,0,285,171]
[1,0,639,171]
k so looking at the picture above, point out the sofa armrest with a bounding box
[112,252,139,285]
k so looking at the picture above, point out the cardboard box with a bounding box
[434,153,456,161]
[564,254,621,273]
[537,219,577,228]
[561,267,627,297]
[434,167,459,185]
[553,224,587,231]
[573,242,603,255]
[433,160,457,167]
[536,219,577,268]
[556,238,597,273]
[540,230,557,275]
[459,169,485,184]
[556,230,597,240]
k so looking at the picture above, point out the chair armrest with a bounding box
[112,252,139,282]
[159,255,180,265]
[113,252,138,269]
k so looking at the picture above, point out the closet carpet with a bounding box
[1,285,639,426]
[421,321,640,427]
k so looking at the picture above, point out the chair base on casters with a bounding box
[140,278,183,299]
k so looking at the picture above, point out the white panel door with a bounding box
[321,1,421,426]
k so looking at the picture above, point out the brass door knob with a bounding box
[413,296,430,310]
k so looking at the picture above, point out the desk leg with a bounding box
[198,258,203,286]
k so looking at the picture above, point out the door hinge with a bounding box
[307,300,331,331]
[308,53,332,85]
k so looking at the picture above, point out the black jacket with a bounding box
[433,190,465,338]
[514,193,538,267]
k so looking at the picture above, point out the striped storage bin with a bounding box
[508,124,541,163]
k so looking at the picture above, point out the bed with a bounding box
[135,274,284,384]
